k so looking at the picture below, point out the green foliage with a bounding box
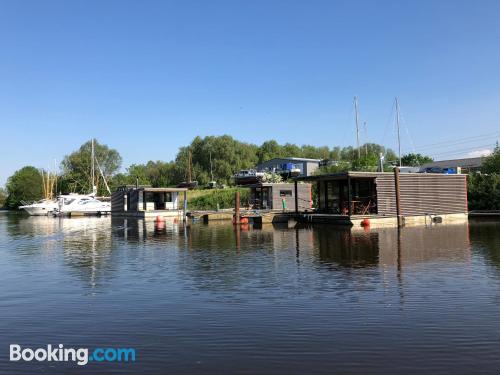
[60,139,122,195]
[314,161,352,174]
[5,166,43,209]
[5,135,404,201]
[467,173,500,210]
[482,143,500,174]
[184,135,259,186]
[0,187,7,208]
[351,154,380,171]
[401,153,433,167]
[104,136,399,187]
[187,188,250,210]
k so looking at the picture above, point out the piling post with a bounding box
[347,174,352,217]
[234,191,240,225]
[183,191,187,222]
[294,180,299,214]
[394,167,403,227]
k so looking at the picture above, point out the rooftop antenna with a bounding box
[363,121,368,157]
[209,151,214,182]
[395,97,402,167]
[91,138,96,193]
[187,148,192,183]
[354,96,361,159]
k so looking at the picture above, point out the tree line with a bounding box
[467,143,500,210]
[2,135,435,209]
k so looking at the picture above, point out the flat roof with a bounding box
[141,187,188,192]
[243,182,310,188]
[118,186,188,192]
[295,171,467,181]
[421,157,484,169]
[295,171,379,181]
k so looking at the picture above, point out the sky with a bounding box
[1,0,500,185]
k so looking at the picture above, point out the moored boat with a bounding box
[233,169,265,185]
[19,199,58,216]
[55,194,111,216]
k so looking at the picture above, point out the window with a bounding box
[279,190,292,197]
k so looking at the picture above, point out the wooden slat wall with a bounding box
[129,190,139,211]
[111,190,141,212]
[111,191,125,213]
[375,174,467,216]
[271,184,311,211]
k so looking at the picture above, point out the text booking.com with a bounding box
[10,344,136,366]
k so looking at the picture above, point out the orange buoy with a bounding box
[240,217,249,224]
[156,215,165,223]
[361,218,370,227]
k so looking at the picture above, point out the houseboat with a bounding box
[111,186,188,220]
[293,171,468,227]
[245,182,312,212]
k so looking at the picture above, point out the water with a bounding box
[1,212,500,374]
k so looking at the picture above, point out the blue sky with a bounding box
[1,0,500,185]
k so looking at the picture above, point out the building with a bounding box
[420,157,484,174]
[294,171,468,227]
[256,157,321,178]
[245,183,312,212]
[111,186,188,219]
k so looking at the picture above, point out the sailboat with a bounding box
[56,139,112,216]
[177,149,198,189]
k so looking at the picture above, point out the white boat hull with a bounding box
[20,201,58,216]
[21,206,55,216]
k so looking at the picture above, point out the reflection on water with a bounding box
[1,212,500,374]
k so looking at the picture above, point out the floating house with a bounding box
[294,171,468,227]
[111,186,188,219]
[245,182,312,212]
[255,157,321,178]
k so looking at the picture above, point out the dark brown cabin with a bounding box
[295,171,468,217]
[246,183,312,212]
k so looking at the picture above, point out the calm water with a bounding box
[1,212,500,374]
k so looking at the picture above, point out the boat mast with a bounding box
[54,159,57,197]
[91,138,95,192]
[209,151,214,182]
[95,156,111,195]
[354,96,361,159]
[363,121,368,157]
[395,97,402,167]
[187,149,192,183]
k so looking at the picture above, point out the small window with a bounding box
[279,190,293,197]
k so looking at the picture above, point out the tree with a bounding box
[0,187,7,208]
[468,173,500,210]
[482,142,500,174]
[181,135,259,186]
[257,140,284,163]
[60,139,122,195]
[5,166,43,209]
[401,153,433,167]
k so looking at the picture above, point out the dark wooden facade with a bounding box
[247,183,312,211]
[297,171,468,217]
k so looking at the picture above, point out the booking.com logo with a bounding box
[10,344,136,366]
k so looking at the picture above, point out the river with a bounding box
[1,212,499,374]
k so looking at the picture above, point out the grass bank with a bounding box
[187,188,249,210]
